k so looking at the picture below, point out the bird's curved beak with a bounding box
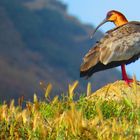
[90,18,108,39]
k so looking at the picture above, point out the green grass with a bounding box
[1,80,140,139]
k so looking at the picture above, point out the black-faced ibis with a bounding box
[80,10,140,84]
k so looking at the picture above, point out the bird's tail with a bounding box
[80,46,100,78]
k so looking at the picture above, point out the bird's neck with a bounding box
[114,15,128,27]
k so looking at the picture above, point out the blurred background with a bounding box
[1,0,139,102]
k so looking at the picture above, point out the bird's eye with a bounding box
[107,12,113,18]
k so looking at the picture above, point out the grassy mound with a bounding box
[0,80,140,139]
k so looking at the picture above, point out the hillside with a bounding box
[0,0,121,102]
[0,80,140,139]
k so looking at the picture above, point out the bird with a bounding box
[80,10,140,84]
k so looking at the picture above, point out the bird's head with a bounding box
[106,10,128,24]
[91,10,128,38]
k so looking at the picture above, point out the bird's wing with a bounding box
[80,21,140,73]
[99,21,140,64]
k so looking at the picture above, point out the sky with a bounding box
[60,0,140,80]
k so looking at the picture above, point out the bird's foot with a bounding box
[122,78,133,86]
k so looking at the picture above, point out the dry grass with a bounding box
[0,80,140,139]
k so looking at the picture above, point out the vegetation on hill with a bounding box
[0,80,140,139]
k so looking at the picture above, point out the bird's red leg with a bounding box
[121,64,133,85]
